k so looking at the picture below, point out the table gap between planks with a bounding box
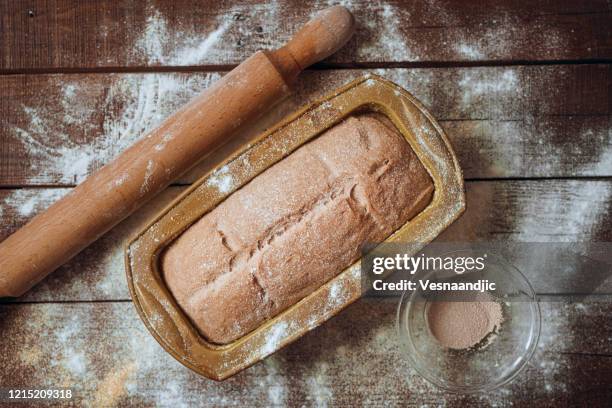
[0,1,611,406]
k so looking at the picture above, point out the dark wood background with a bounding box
[0,1,611,406]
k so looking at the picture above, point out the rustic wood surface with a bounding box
[1,299,611,407]
[2,65,611,186]
[0,0,611,407]
[0,0,610,71]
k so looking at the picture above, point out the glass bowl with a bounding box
[396,251,541,393]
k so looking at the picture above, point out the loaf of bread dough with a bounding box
[162,113,434,344]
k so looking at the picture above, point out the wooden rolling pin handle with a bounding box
[276,5,355,75]
[264,5,355,88]
[0,6,355,298]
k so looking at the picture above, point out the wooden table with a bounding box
[1,1,611,406]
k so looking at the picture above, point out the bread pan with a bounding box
[125,74,465,380]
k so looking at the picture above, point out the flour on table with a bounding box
[359,2,418,61]
[12,73,219,185]
[306,360,333,408]
[458,69,518,105]
[514,180,611,243]
[133,6,233,66]
[65,352,87,376]
[1,188,68,218]
[455,43,485,59]
[261,357,288,407]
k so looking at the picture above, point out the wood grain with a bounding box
[0,0,610,72]
[1,0,610,404]
[0,298,610,407]
[1,180,610,302]
[1,65,610,187]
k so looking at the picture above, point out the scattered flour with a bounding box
[260,321,288,356]
[514,180,611,242]
[140,159,156,195]
[47,314,94,380]
[95,243,129,297]
[458,69,518,105]
[206,165,235,194]
[154,131,174,152]
[262,357,288,407]
[359,3,418,61]
[315,0,567,63]
[306,361,333,408]
[65,352,88,376]
[328,281,342,299]
[134,7,232,66]
[172,20,233,66]
[364,78,377,88]
[580,128,612,176]
[1,188,69,218]
[2,2,605,406]
[455,43,485,60]
[12,73,219,185]
[10,3,236,185]
[14,106,97,183]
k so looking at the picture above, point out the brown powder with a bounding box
[426,295,503,350]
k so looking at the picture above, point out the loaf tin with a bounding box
[125,74,465,380]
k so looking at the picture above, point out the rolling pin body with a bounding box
[0,6,355,297]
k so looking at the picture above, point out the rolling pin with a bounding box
[0,6,355,298]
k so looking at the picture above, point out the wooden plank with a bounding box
[440,180,612,242]
[1,179,610,302]
[0,0,610,72]
[1,65,610,186]
[0,299,610,406]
